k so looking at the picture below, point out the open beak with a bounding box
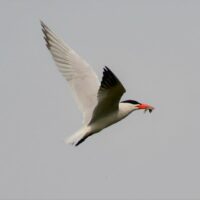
[137,104,155,114]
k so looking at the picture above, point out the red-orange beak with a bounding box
[136,104,155,113]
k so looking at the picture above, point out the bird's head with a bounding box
[121,100,154,113]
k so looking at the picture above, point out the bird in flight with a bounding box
[41,21,154,146]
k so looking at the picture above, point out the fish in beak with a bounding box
[137,104,155,113]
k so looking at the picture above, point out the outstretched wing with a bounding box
[90,66,126,123]
[41,21,100,124]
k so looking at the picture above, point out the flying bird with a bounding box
[41,21,154,146]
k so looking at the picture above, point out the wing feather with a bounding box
[41,21,100,124]
[90,66,126,123]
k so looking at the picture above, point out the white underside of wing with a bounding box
[41,22,100,124]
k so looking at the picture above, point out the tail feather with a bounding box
[65,127,90,146]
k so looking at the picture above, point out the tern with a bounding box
[41,21,154,146]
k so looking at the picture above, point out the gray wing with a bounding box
[89,66,126,123]
[41,21,100,124]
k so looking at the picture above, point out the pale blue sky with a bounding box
[0,0,200,199]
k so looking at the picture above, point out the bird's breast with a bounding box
[89,103,135,133]
[89,110,125,133]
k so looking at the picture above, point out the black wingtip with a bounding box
[104,66,111,73]
[103,66,114,76]
[100,66,119,90]
[40,19,44,26]
[40,20,48,29]
[40,21,51,49]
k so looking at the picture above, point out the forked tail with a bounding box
[65,126,91,146]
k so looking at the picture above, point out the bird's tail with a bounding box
[65,126,91,146]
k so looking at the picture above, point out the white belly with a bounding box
[88,103,135,135]
[89,111,129,133]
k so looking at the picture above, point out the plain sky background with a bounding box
[1,0,200,199]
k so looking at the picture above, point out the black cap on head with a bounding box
[121,100,141,105]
